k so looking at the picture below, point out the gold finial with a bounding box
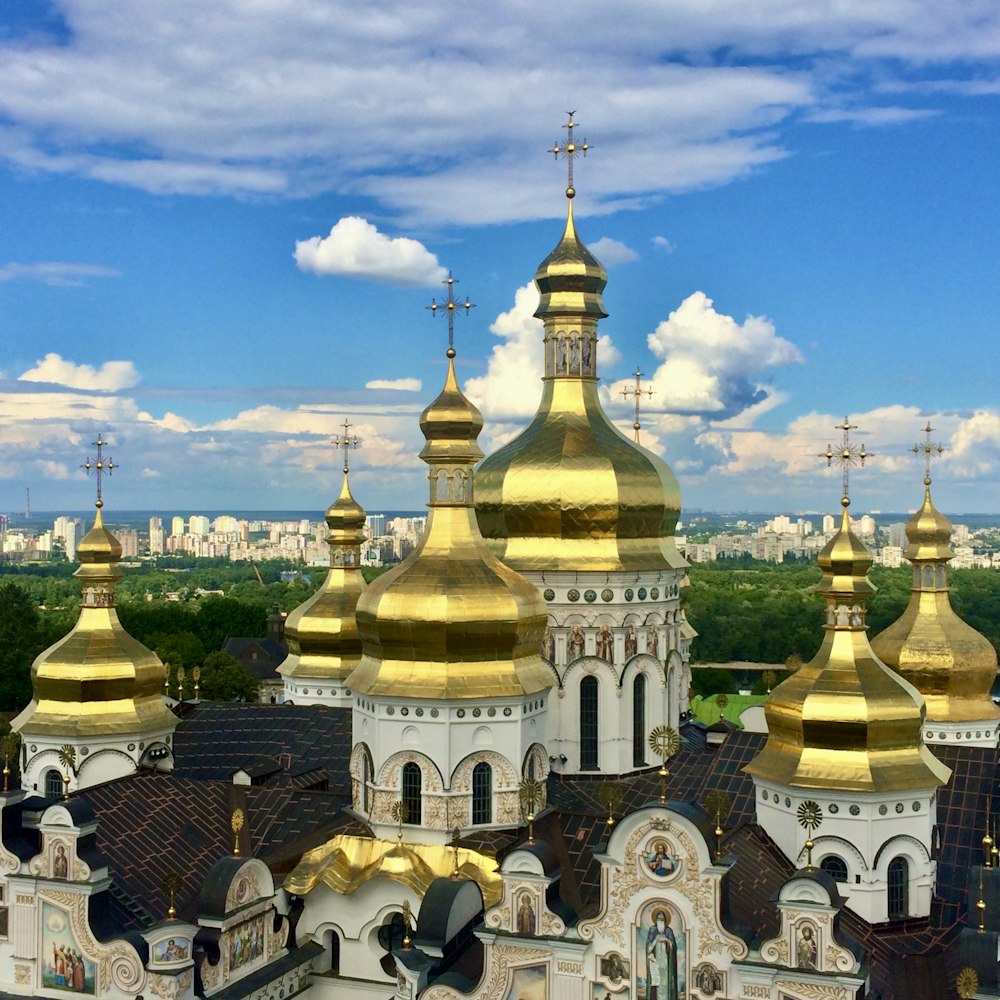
[162,872,183,920]
[0,733,19,794]
[597,781,624,829]
[957,967,979,999]
[518,777,543,843]
[819,416,872,508]
[192,665,201,701]
[796,801,823,869]
[622,368,654,444]
[164,663,171,697]
[402,899,413,949]
[715,692,729,720]
[426,271,475,357]
[704,789,731,861]
[978,865,986,932]
[81,434,116,510]
[231,807,245,856]
[450,827,461,878]
[549,111,590,200]
[984,797,993,868]
[333,418,361,475]
[648,725,680,804]
[391,800,409,844]
[762,668,776,693]
[911,420,945,488]
[57,745,76,800]
[176,665,186,701]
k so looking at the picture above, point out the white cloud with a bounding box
[651,236,675,252]
[294,217,445,286]
[643,291,803,418]
[19,353,140,392]
[589,237,638,265]
[0,262,121,286]
[366,378,422,392]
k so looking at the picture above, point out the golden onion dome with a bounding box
[475,198,685,573]
[279,470,368,686]
[871,481,1000,724]
[13,505,176,739]
[346,349,552,700]
[746,503,950,793]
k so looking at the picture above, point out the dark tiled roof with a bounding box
[223,638,288,679]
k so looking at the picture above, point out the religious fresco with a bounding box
[41,903,96,994]
[643,841,677,878]
[635,902,684,1000]
[515,892,536,935]
[153,936,191,964]
[228,912,265,972]
[795,922,818,969]
[599,952,629,985]
[504,963,546,1000]
[592,985,629,1000]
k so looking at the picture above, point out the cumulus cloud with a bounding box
[0,262,121,286]
[294,217,445,287]
[642,291,802,418]
[366,378,422,391]
[651,236,675,252]
[589,237,638,265]
[18,354,140,392]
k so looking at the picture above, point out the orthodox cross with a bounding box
[81,433,116,509]
[333,419,361,474]
[819,416,872,507]
[912,421,945,487]
[549,111,590,198]
[622,368,654,444]
[427,272,474,356]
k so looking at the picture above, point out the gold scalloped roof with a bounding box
[746,507,950,793]
[13,507,176,739]
[475,202,685,573]
[279,472,368,684]
[871,483,1000,724]
[284,834,501,907]
[346,353,551,700]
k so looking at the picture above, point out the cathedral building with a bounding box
[0,123,996,1000]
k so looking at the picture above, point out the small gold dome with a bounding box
[475,202,684,573]
[280,472,368,686]
[13,507,175,739]
[747,506,950,793]
[871,483,1000,724]
[347,353,552,700]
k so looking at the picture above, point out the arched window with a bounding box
[324,929,341,976]
[44,768,63,799]
[401,762,422,826]
[888,857,909,918]
[377,912,406,976]
[472,762,492,824]
[580,676,599,771]
[820,855,848,883]
[361,747,374,813]
[632,674,646,767]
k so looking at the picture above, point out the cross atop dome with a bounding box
[622,367,654,444]
[427,271,474,357]
[81,433,116,509]
[333,419,361,475]
[912,421,945,487]
[819,416,872,508]
[549,111,590,200]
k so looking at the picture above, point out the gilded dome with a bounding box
[746,506,950,793]
[279,471,368,685]
[346,352,552,700]
[475,201,685,573]
[13,507,176,739]
[871,482,1000,724]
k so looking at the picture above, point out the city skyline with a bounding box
[4,3,1000,513]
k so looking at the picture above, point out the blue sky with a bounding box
[3,1,1000,516]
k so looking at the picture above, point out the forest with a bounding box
[0,555,997,714]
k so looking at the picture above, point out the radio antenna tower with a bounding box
[24,488,30,519]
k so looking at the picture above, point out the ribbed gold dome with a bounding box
[13,507,175,739]
[475,201,685,573]
[279,471,368,686]
[746,506,950,792]
[871,482,1000,724]
[346,352,552,700]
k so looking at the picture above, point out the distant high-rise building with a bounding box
[149,516,164,555]
[214,515,238,533]
[171,515,186,535]
[65,520,80,562]
[189,515,211,535]
[366,513,386,538]
[117,529,139,558]
[822,513,835,533]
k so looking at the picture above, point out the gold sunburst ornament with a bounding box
[519,777,543,843]
[704,789,731,861]
[231,808,245,856]
[797,801,823,868]
[597,781,624,829]
[649,726,680,804]
[957,967,978,998]
[162,872,184,919]
[58,744,76,800]
[391,800,409,844]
